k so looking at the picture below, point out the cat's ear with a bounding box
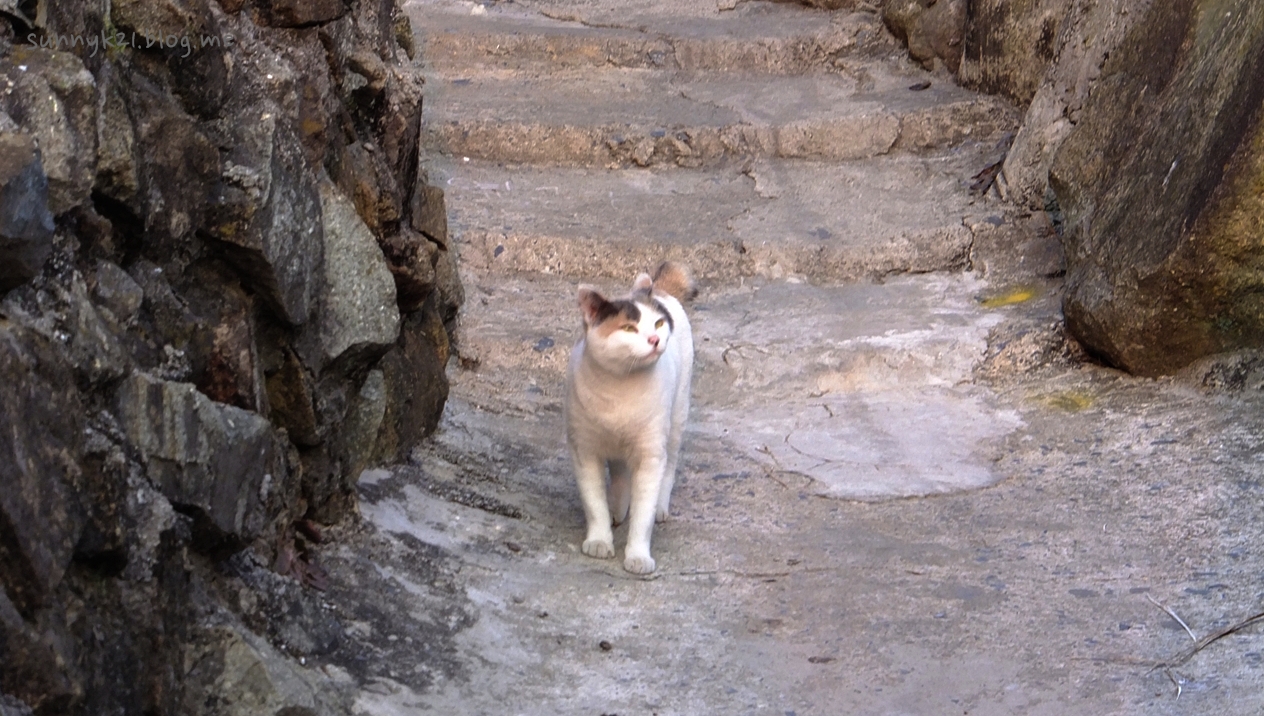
[632,272,653,292]
[577,286,609,327]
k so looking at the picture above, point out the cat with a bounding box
[564,262,695,575]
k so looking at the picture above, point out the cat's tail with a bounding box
[652,261,697,303]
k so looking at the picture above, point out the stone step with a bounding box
[420,65,1018,167]
[406,0,892,74]
[454,269,1040,500]
[427,147,1006,284]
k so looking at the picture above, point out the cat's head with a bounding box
[577,279,674,373]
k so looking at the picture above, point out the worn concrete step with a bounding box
[420,65,1018,167]
[427,147,1005,284]
[454,269,1042,500]
[406,0,892,74]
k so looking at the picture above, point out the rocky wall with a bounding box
[877,0,1264,376]
[0,0,460,712]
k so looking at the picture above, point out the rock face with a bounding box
[1050,0,1264,375]
[879,0,1263,374]
[0,0,458,712]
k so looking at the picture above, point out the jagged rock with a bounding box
[255,0,350,28]
[409,182,449,248]
[0,133,54,293]
[0,48,97,215]
[339,368,387,478]
[124,71,220,254]
[0,586,77,713]
[264,347,322,447]
[0,324,85,616]
[316,179,400,369]
[433,241,463,327]
[127,260,205,374]
[1050,0,1264,375]
[91,260,145,326]
[179,624,350,715]
[205,27,325,327]
[2,270,130,387]
[186,276,269,412]
[94,63,142,207]
[330,140,402,238]
[111,0,208,39]
[381,228,437,313]
[114,372,286,545]
[375,296,450,462]
[997,0,1145,208]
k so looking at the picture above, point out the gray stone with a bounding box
[1050,0,1264,375]
[179,624,350,716]
[317,178,400,369]
[110,0,209,39]
[115,372,285,543]
[0,133,54,293]
[0,48,97,215]
[123,72,220,251]
[0,323,85,615]
[93,59,141,206]
[409,183,449,248]
[92,260,145,325]
[207,41,325,328]
[339,368,387,481]
[374,297,450,463]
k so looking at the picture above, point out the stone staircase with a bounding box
[404,0,1037,500]
[338,3,1264,713]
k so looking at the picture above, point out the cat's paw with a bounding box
[623,552,656,575]
[582,538,615,559]
[655,506,669,523]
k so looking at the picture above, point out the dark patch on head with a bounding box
[651,299,674,331]
[600,299,641,325]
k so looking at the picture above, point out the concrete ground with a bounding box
[328,1,1264,713]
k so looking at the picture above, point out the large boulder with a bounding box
[1049,0,1264,375]
[992,0,1148,208]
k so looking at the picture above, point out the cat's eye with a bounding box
[622,324,638,333]
[654,318,666,329]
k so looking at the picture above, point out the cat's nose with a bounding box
[647,335,659,347]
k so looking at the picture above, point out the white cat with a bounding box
[564,262,695,575]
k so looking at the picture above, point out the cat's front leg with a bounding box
[623,455,665,574]
[573,451,615,559]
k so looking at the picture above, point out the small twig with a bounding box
[1162,668,1182,699]
[1157,609,1264,671]
[1146,594,1198,643]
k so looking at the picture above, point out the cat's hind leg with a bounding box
[573,451,615,559]
[656,391,690,522]
[608,460,632,526]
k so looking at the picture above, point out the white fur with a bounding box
[564,286,692,575]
